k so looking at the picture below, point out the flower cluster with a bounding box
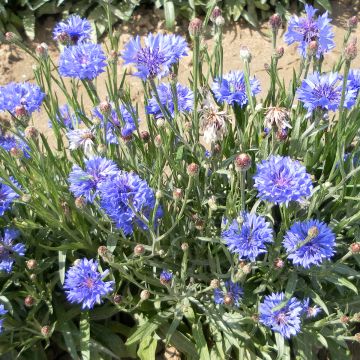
[0,229,25,273]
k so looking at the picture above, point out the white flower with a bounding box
[66,128,95,156]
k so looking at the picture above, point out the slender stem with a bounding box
[192,35,200,141]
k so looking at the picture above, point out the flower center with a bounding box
[313,84,339,102]
[137,47,166,78]
[301,19,319,43]
[275,175,289,187]
[85,278,94,289]
[275,312,287,325]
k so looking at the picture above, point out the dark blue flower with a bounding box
[259,292,303,338]
[122,33,188,79]
[297,72,357,113]
[99,171,163,235]
[285,4,335,58]
[222,212,273,262]
[0,82,45,115]
[68,157,119,202]
[49,105,82,130]
[348,69,360,96]
[253,155,313,205]
[283,219,335,268]
[211,71,260,107]
[64,258,114,310]
[302,298,321,318]
[92,104,138,144]
[160,270,173,285]
[214,280,243,307]
[0,228,25,273]
[53,14,92,44]
[0,177,20,216]
[0,134,31,158]
[146,83,193,119]
[0,304,7,333]
[59,43,107,80]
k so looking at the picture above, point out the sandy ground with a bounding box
[0,0,359,142]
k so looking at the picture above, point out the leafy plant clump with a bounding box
[0,3,359,359]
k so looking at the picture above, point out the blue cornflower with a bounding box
[0,229,25,273]
[0,82,45,115]
[49,105,82,130]
[214,280,243,307]
[285,4,335,58]
[122,33,188,79]
[302,298,321,318]
[253,155,313,205]
[283,219,335,268]
[68,157,119,202]
[0,304,7,333]
[348,69,360,96]
[0,177,20,216]
[259,292,303,338]
[99,171,163,235]
[92,104,138,144]
[211,71,260,106]
[146,83,194,119]
[0,134,30,158]
[64,258,114,310]
[53,14,92,44]
[59,43,107,80]
[160,270,173,285]
[222,212,273,262]
[297,72,357,113]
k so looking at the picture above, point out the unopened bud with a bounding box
[348,16,358,30]
[160,271,173,285]
[158,249,165,257]
[10,147,23,159]
[140,130,150,142]
[75,196,87,209]
[61,201,70,217]
[173,188,182,200]
[210,279,220,289]
[350,242,360,253]
[274,46,284,59]
[24,126,38,139]
[30,273,37,282]
[274,258,285,269]
[22,194,31,203]
[24,295,35,307]
[99,101,112,116]
[15,105,28,120]
[213,143,222,154]
[239,46,252,62]
[240,263,252,274]
[307,226,319,239]
[269,14,282,30]
[155,190,162,199]
[26,259,37,270]
[140,289,150,300]
[264,63,270,71]
[181,242,189,251]
[210,6,222,22]
[187,163,199,176]
[113,294,122,304]
[354,333,360,342]
[352,313,360,322]
[344,37,357,61]
[237,216,244,225]
[41,325,51,337]
[215,16,225,28]
[154,134,162,147]
[235,153,252,171]
[223,293,234,306]
[134,244,145,256]
[340,315,350,324]
[97,144,107,155]
[36,43,48,58]
[156,118,165,128]
[308,40,318,56]
[188,18,203,37]
[276,129,288,141]
[5,32,17,43]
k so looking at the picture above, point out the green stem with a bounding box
[192,35,200,141]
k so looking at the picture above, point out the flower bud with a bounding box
[215,16,225,28]
[10,147,23,159]
[274,258,284,269]
[113,294,122,304]
[344,37,357,61]
[276,129,288,141]
[213,143,222,154]
[210,6,222,22]
[109,50,118,63]
[97,144,107,155]
[24,295,35,307]
[41,325,51,337]
[154,134,162,147]
[173,188,183,200]
[187,163,199,176]
[36,43,48,58]
[75,196,87,209]
[264,63,270,71]
[5,32,17,43]
[274,46,284,59]
[156,118,165,128]
[348,16,358,30]
[239,46,252,62]
[269,14,282,31]
[210,279,220,289]
[340,315,350,324]
[134,244,145,256]
[240,263,252,274]
[140,289,150,301]
[188,18,203,37]
[26,259,37,270]
[181,242,189,251]
[352,313,360,322]
[99,101,112,116]
[208,196,217,211]
[158,249,166,257]
[98,246,109,257]
[192,214,204,230]
[61,201,70,217]
[155,190,162,199]
[236,216,244,225]
[140,130,150,142]
[223,293,234,306]
[235,153,252,171]
[350,242,360,253]
[308,40,318,56]
[307,226,319,239]
[15,105,28,120]
[160,271,173,285]
[25,126,39,140]
[30,273,37,282]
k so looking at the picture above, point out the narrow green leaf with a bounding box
[21,11,35,40]
[58,250,66,285]
[80,311,91,360]
[193,321,210,360]
[164,1,175,30]
[137,336,157,360]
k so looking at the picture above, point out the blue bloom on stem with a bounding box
[0,304,7,333]
[302,298,321,318]
[222,212,273,262]
[160,270,173,285]
[285,4,335,58]
[64,258,114,310]
[122,33,188,79]
[0,82,45,115]
[146,83,193,119]
[92,104,138,143]
[0,228,25,273]
[0,177,20,216]
[283,219,335,268]
[297,71,357,113]
[214,280,243,307]
[348,69,360,96]
[259,292,303,338]
[53,14,92,44]
[49,105,82,130]
[68,157,119,202]
[254,155,313,205]
[211,71,260,106]
[99,171,163,235]
[59,43,107,80]
[0,134,30,158]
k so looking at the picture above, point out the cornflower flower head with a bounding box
[92,104,138,143]
[285,4,335,58]
[283,219,335,268]
[146,83,193,119]
[66,128,95,156]
[64,258,114,310]
[59,43,107,80]
[0,304,7,333]
[53,14,92,44]
[211,71,260,106]
[0,177,20,216]
[122,33,188,79]
[264,107,292,130]
[0,134,30,158]
[348,69,360,95]
[253,155,313,205]
[160,270,173,285]
[222,212,273,261]
[302,298,321,318]
[68,157,119,202]
[0,82,45,115]
[49,105,82,130]
[0,228,25,273]
[297,71,357,114]
[99,171,163,235]
[214,280,243,307]
[259,292,303,338]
